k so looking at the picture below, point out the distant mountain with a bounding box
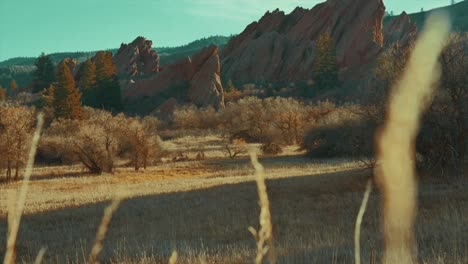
[0,35,231,68]
[384,1,468,31]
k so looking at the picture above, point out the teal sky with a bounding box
[0,0,450,61]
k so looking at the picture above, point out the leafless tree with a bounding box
[0,104,36,181]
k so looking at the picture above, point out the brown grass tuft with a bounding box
[249,150,276,264]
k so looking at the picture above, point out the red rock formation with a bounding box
[221,0,415,84]
[383,12,418,48]
[122,45,224,114]
[114,36,160,76]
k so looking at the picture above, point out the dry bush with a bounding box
[171,98,335,157]
[220,97,334,148]
[0,104,36,181]
[221,97,273,143]
[41,108,163,173]
[173,105,220,130]
[119,116,162,171]
[303,104,375,164]
[224,86,243,103]
[260,142,283,155]
[267,97,312,145]
[223,138,248,159]
[42,108,126,174]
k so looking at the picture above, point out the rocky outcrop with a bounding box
[122,45,224,114]
[221,0,416,85]
[114,36,160,76]
[383,12,418,48]
[188,46,224,107]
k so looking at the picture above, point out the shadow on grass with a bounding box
[0,167,465,263]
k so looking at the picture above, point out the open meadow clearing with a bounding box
[0,135,467,263]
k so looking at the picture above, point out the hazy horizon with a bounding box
[0,0,452,61]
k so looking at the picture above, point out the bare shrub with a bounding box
[172,98,335,154]
[223,138,248,159]
[267,97,311,145]
[220,97,272,143]
[43,108,126,174]
[119,116,162,171]
[0,104,36,181]
[173,104,220,130]
[41,108,163,173]
[260,142,283,155]
[224,86,243,102]
[220,97,333,147]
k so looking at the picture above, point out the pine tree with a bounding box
[33,53,55,93]
[78,59,97,106]
[8,79,18,97]
[94,51,122,111]
[0,86,6,101]
[95,51,117,81]
[52,62,83,119]
[312,33,339,91]
[9,79,17,91]
[226,79,235,93]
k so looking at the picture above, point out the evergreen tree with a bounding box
[0,86,6,101]
[95,51,117,81]
[312,33,339,91]
[52,62,83,119]
[78,59,97,106]
[94,51,122,111]
[226,79,235,92]
[9,79,17,91]
[33,53,55,93]
[8,79,18,97]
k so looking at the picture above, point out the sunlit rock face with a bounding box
[221,0,417,85]
[120,44,224,115]
[114,36,160,77]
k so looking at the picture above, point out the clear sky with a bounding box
[0,0,451,61]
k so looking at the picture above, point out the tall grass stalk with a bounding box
[249,150,276,264]
[33,247,47,264]
[88,199,122,264]
[168,250,178,264]
[354,179,372,264]
[4,113,44,264]
[375,12,450,264]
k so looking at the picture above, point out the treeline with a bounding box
[32,51,122,121]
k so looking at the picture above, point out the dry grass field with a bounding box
[0,134,467,264]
